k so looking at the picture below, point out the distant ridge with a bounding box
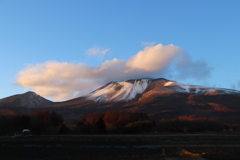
[0,91,53,108]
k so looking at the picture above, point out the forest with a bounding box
[0,109,234,136]
[0,110,63,135]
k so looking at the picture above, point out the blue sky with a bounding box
[1,0,240,101]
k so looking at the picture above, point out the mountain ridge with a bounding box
[0,91,53,108]
[84,78,240,103]
[1,78,240,125]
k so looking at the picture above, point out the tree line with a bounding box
[75,110,153,134]
[0,110,63,135]
[0,109,234,136]
[74,110,232,134]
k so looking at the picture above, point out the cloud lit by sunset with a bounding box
[16,44,212,100]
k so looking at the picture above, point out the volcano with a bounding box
[1,78,240,124]
[85,78,240,102]
[40,78,240,124]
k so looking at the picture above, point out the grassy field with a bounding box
[1,132,240,160]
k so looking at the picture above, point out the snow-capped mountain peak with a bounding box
[164,81,240,95]
[86,79,152,102]
[85,78,240,103]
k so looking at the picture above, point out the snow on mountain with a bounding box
[85,78,240,103]
[86,79,151,102]
[164,81,240,95]
[0,91,53,108]
[20,91,53,107]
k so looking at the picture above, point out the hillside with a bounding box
[0,91,53,108]
[39,78,240,125]
[1,78,240,125]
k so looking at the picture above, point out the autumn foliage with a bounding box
[0,109,235,135]
[75,110,152,134]
[74,110,233,134]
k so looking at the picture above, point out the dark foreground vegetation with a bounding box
[0,110,238,136]
[0,110,63,135]
[74,110,236,134]
[1,110,240,159]
[1,133,240,160]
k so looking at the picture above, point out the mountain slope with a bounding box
[0,91,53,108]
[86,78,152,102]
[2,78,240,125]
[38,78,240,125]
[85,78,240,103]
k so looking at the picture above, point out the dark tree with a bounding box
[92,117,106,134]
[59,124,69,134]
[50,111,63,127]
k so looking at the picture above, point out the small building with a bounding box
[22,129,30,136]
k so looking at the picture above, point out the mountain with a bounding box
[85,78,240,102]
[0,91,53,108]
[41,78,240,125]
[1,78,240,125]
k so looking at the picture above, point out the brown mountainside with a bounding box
[1,78,240,125]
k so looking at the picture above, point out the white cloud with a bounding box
[16,44,212,101]
[141,41,156,47]
[86,47,111,59]
[127,44,181,72]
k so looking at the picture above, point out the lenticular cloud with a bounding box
[16,44,212,101]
